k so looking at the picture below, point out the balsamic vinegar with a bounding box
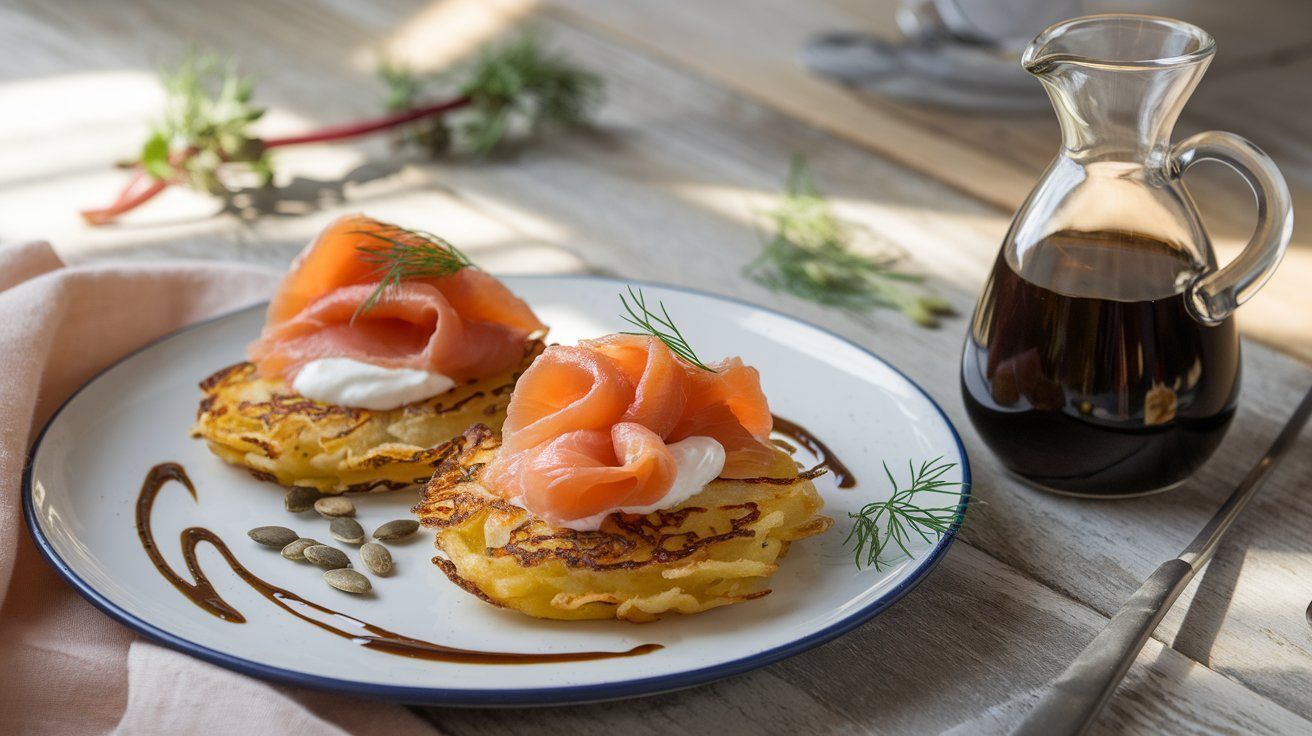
[961,231,1240,495]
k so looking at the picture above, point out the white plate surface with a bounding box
[25,275,969,705]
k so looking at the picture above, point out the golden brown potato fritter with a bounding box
[414,425,833,622]
[192,341,543,493]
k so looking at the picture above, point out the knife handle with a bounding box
[1010,559,1196,736]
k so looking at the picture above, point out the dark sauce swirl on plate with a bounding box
[770,414,856,488]
[136,463,659,664]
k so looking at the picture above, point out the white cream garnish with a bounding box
[292,358,455,411]
[555,436,727,531]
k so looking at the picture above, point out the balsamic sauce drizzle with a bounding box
[770,414,857,488]
[136,463,659,664]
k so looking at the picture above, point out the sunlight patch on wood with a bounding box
[364,0,542,72]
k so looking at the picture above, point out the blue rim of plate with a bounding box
[22,274,971,707]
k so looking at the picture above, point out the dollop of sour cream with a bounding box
[555,436,727,531]
[292,358,455,411]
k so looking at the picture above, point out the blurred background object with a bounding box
[805,0,1082,110]
[804,0,1312,111]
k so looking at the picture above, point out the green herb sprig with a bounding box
[845,457,965,570]
[83,33,602,225]
[745,156,954,328]
[351,225,473,322]
[379,33,603,156]
[141,52,272,196]
[455,33,604,155]
[378,58,452,154]
[619,287,716,372]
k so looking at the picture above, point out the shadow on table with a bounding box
[1170,539,1248,666]
[218,158,408,221]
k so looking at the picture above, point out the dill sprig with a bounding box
[744,156,954,328]
[379,33,603,156]
[351,226,473,322]
[845,457,965,570]
[618,287,716,372]
[456,32,604,155]
[378,58,452,153]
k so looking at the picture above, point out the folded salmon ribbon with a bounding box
[483,334,777,526]
[247,214,545,383]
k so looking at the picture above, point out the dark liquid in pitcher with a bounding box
[961,231,1240,495]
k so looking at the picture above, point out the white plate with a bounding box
[24,275,970,706]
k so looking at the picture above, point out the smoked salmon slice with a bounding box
[581,334,689,436]
[669,357,776,477]
[514,423,678,523]
[494,345,635,455]
[484,334,775,526]
[248,215,545,384]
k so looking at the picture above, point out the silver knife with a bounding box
[1010,384,1312,736]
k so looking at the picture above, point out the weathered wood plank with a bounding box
[2,0,1311,732]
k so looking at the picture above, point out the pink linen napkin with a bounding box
[0,241,434,735]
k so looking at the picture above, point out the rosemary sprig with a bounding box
[845,457,965,570]
[618,287,716,372]
[351,225,474,322]
[744,156,955,328]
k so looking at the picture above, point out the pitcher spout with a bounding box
[1023,15,1215,163]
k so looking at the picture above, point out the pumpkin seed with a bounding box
[284,487,321,513]
[304,544,350,570]
[360,542,393,576]
[248,526,299,548]
[314,496,355,518]
[324,568,372,594]
[280,537,319,561]
[330,517,365,545]
[372,519,420,541]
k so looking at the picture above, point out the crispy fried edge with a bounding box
[192,341,543,492]
[414,425,834,619]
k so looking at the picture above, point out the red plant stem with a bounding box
[80,178,170,226]
[263,95,472,149]
[111,170,145,208]
[84,95,474,226]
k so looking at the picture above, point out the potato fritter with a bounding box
[414,425,833,622]
[192,341,543,493]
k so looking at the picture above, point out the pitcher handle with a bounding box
[1171,131,1293,324]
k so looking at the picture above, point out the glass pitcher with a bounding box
[960,14,1293,497]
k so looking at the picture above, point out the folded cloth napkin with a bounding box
[0,242,433,735]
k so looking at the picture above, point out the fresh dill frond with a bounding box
[378,58,424,114]
[351,226,474,322]
[618,287,716,372]
[457,32,604,155]
[845,457,965,570]
[377,59,453,154]
[372,34,601,157]
[745,156,954,328]
[142,50,270,193]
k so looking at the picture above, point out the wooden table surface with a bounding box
[4,1,1312,733]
